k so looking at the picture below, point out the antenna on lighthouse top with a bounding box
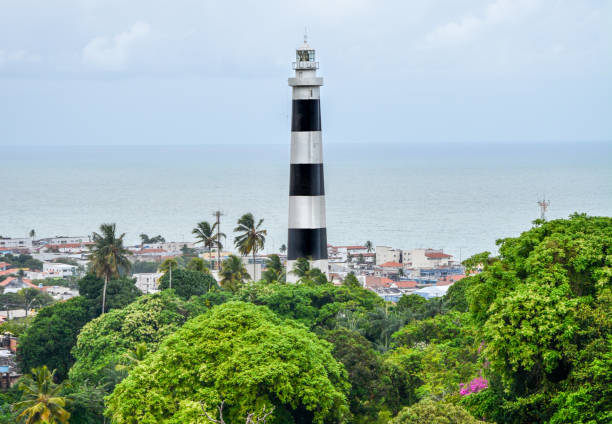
[304,27,308,44]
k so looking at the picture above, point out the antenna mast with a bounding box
[537,198,550,220]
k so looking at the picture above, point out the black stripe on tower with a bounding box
[291,99,321,132]
[289,164,325,196]
[287,228,328,260]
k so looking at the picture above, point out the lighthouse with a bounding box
[287,37,328,282]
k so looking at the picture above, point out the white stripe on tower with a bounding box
[287,37,328,283]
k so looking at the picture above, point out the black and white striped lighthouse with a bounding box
[287,37,328,282]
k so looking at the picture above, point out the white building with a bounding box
[44,286,79,301]
[42,262,77,278]
[41,236,89,245]
[0,238,32,250]
[375,246,402,265]
[402,249,452,269]
[133,273,163,294]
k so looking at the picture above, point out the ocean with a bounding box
[1,142,611,261]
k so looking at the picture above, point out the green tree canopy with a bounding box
[389,399,481,424]
[69,291,201,384]
[461,214,612,422]
[17,297,94,381]
[237,281,383,331]
[219,255,250,293]
[78,274,140,315]
[158,268,217,300]
[106,301,350,424]
[325,328,393,422]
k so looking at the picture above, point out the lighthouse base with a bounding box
[286,259,329,283]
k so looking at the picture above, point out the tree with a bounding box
[389,399,481,424]
[219,255,250,293]
[261,254,285,283]
[17,288,54,317]
[158,268,217,299]
[290,257,328,284]
[186,257,210,274]
[139,234,165,245]
[29,229,35,239]
[77,274,140,316]
[461,214,612,422]
[342,273,360,289]
[106,302,350,424]
[279,244,287,255]
[89,223,132,315]
[13,366,70,424]
[17,297,93,381]
[157,257,178,274]
[193,219,226,270]
[234,213,267,281]
[325,328,393,421]
[69,291,198,385]
[365,241,373,253]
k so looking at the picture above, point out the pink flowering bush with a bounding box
[459,377,488,396]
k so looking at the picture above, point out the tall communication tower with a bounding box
[537,198,550,220]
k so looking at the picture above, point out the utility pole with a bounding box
[169,261,172,289]
[537,198,550,221]
[213,211,224,271]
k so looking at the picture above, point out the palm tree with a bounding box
[193,220,226,270]
[219,255,250,292]
[234,213,267,281]
[29,229,36,239]
[13,365,70,424]
[279,244,287,255]
[186,257,210,274]
[261,254,285,283]
[89,223,132,315]
[365,240,373,253]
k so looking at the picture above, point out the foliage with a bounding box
[219,255,250,292]
[13,366,70,424]
[106,302,350,424]
[62,381,106,424]
[185,257,210,273]
[234,213,267,281]
[389,399,482,424]
[69,291,198,385]
[462,214,612,422]
[131,261,158,274]
[324,328,393,422]
[158,268,217,299]
[193,221,225,251]
[18,288,55,317]
[261,255,285,283]
[0,254,43,271]
[0,316,32,337]
[342,273,361,289]
[290,258,328,284]
[89,223,132,314]
[157,258,179,274]
[139,234,165,244]
[18,297,94,381]
[237,281,383,331]
[78,274,140,315]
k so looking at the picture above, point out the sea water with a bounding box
[1,142,610,260]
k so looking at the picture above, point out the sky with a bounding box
[1,0,611,146]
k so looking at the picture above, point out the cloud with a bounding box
[423,0,540,46]
[82,22,150,71]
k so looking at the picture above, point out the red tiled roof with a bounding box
[0,277,39,289]
[380,261,403,268]
[0,269,18,276]
[365,276,393,288]
[335,245,366,250]
[137,248,166,253]
[437,274,466,286]
[0,262,10,268]
[394,280,418,288]
[426,252,452,259]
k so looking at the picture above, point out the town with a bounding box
[1,233,467,308]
